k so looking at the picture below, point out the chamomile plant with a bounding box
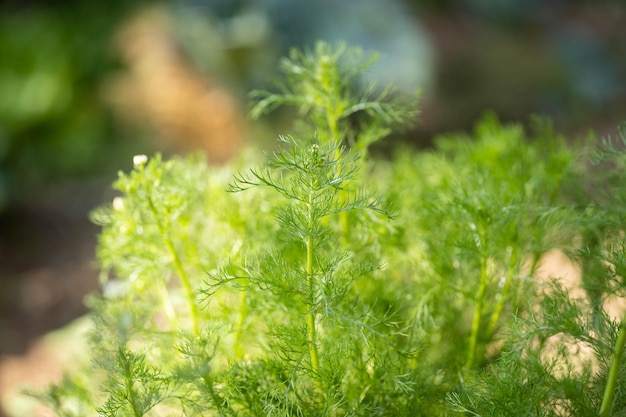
[28,42,626,417]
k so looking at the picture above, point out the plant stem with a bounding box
[306,234,321,378]
[148,198,200,336]
[164,236,200,336]
[466,255,488,369]
[120,348,142,417]
[233,288,248,360]
[486,246,518,339]
[306,182,321,384]
[328,112,352,246]
[466,225,488,370]
[600,311,626,416]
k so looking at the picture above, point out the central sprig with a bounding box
[227,135,391,393]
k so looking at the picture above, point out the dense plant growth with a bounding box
[29,42,626,416]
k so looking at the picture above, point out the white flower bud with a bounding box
[112,197,125,211]
[133,154,148,168]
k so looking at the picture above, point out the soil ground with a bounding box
[0,190,104,417]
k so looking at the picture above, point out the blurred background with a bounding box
[0,0,624,414]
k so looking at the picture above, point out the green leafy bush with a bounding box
[30,42,626,416]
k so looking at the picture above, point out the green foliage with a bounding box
[446,124,626,416]
[250,41,419,156]
[380,114,580,375]
[29,42,626,416]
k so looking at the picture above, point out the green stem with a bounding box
[466,254,488,369]
[305,180,321,385]
[306,234,321,378]
[233,287,248,360]
[120,348,142,417]
[486,246,518,339]
[328,114,352,246]
[600,311,626,416]
[466,223,489,370]
[164,236,200,336]
[148,198,200,336]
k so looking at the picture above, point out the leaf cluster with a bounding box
[250,41,419,154]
